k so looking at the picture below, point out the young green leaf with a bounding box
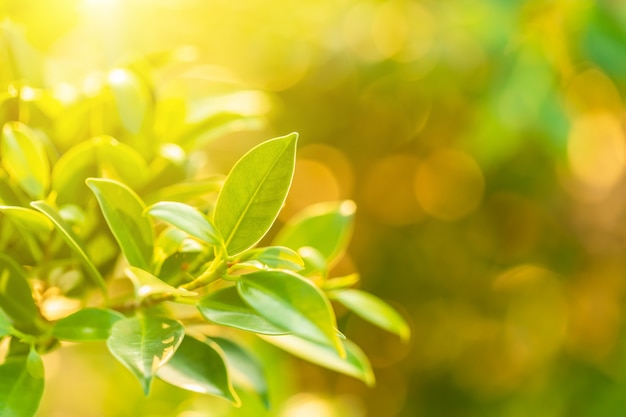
[52,308,125,342]
[0,206,52,236]
[86,178,154,271]
[107,316,184,395]
[260,334,374,387]
[0,121,49,199]
[0,350,45,417]
[213,133,297,256]
[330,289,411,342]
[145,201,221,246]
[157,335,240,405]
[125,266,196,300]
[237,270,344,356]
[211,336,270,409]
[198,286,289,335]
[108,68,148,135]
[273,200,356,268]
[238,246,304,271]
[0,254,44,334]
[31,201,107,296]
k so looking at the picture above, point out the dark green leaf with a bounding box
[260,334,374,387]
[198,286,289,335]
[31,201,107,295]
[273,200,356,268]
[145,201,221,246]
[107,316,184,395]
[211,336,270,409]
[238,246,304,271]
[213,133,297,256]
[125,266,196,300]
[0,121,49,199]
[0,254,43,334]
[86,178,154,271]
[53,308,125,342]
[157,335,240,405]
[238,270,344,355]
[330,289,411,342]
[0,349,45,417]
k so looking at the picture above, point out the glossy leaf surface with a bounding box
[0,350,45,417]
[31,201,106,294]
[157,335,240,405]
[238,246,304,271]
[237,270,343,355]
[0,206,52,236]
[53,308,125,341]
[214,133,297,256]
[125,266,196,300]
[261,334,374,387]
[0,121,49,199]
[87,178,154,270]
[331,289,410,342]
[273,200,356,268]
[198,286,289,335]
[107,316,184,395]
[145,201,220,245]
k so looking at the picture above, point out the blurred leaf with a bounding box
[238,270,344,355]
[157,335,240,405]
[0,308,13,337]
[273,200,356,268]
[330,289,410,342]
[52,136,149,205]
[107,316,184,395]
[211,336,270,409]
[52,308,125,342]
[145,201,221,246]
[108,68,149,135]
[1,121,49,199]
[296,246,328,282]
[260,334,374,387]
[31,200,107,295]
[0,205,52,236]
[0,349,45,417]
[86,178,154,271]
[125,266,196,300]
[144,176,223,205]
[198,286,289,335]
[178,112,265,151]
[0,254,43,334]
[238,246,304,271]
[323,273,360,291]
[214,133,297,256]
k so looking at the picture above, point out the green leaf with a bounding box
[52,136,149,205]
[211,336,270,409]
[322,273,360,291]
[198,286,289,335]
[0,254,43,334]
[0,121,49,199]
[53,308,125,342]
[125,266,196,300]
[260,334,374,387]
[237,270,344,355]
[273,200,356,268]
[107,316,184,395]
[108,68,148,135]
[144,176,224,205]
[213,133,297,256]
[0,205,53,236]
[145,201,221,246]
[330,289,411,342]
[0,349,45,417]
[238,246,304,271]
[86,178,154,271]
[157,335,240,405]
[31,201,107,295]
[0,308,13,337]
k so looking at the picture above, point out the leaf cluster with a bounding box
[0,24,409,416]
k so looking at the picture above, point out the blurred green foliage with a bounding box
[4,0,626,416]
